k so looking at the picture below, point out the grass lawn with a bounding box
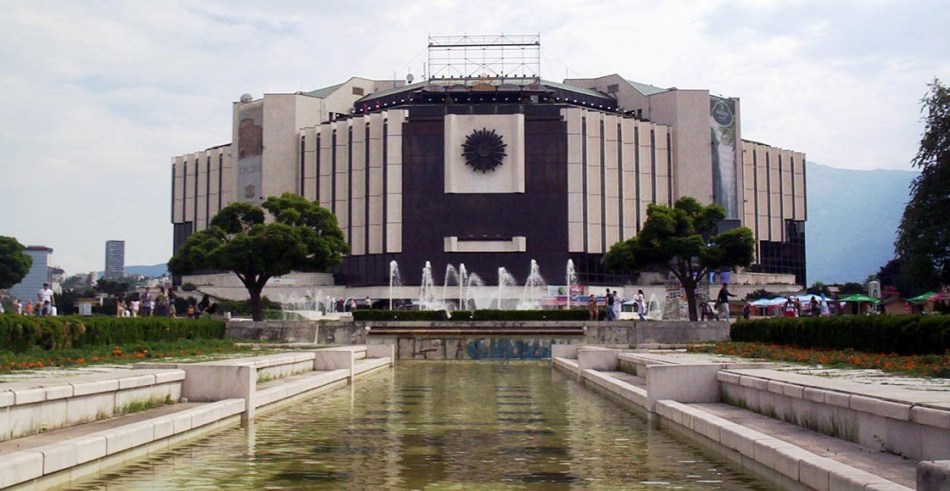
[0,339,283,375]
[689,342,950,378]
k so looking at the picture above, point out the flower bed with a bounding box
[0,339,254,374]
[689,341,950,378]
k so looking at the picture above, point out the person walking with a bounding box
[636,289,647,321]
[140,288,153,317]
[605,289,615,321]
[716,283,736,321]
[37,283,55,316]
[587,294,598,321]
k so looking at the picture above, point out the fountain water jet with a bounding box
[389,260,401,310]
[517,260,547,310]
[566,259,577,310]
[496,267,518,310]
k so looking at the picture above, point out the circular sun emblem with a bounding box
[461,128,507,173]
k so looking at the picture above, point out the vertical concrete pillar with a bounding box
[645,364,721,413]
[179,365,256,423]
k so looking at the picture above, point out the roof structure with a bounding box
[624,79,670,96]
[304,83,344,99]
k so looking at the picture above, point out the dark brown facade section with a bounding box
[338,104,570,286]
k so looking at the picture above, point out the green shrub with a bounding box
[352,309,595,322]
[731,315,950,355]
[0,315,226,354]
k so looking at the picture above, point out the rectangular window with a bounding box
[352,87,364,96]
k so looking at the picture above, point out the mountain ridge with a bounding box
[805,162,917,284]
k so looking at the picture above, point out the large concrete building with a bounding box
[171,36,806,288]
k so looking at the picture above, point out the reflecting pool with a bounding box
[67,362,770,490]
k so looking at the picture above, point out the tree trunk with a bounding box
[249,286,264,322]
[683,279,699,322]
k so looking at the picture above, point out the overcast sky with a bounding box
[1,0,948,276]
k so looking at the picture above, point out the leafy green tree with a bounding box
[96,279,130,296]
[806,282,830,296]
[896,79,950,287]
[604,197,755,321]
[0,236,32,290]
[168,193,349,321]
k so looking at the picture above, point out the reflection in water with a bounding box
[66,361,770,490]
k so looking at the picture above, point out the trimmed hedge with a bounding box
[731,315,950,355]
[0,315,226,354]
[352,309,600,322]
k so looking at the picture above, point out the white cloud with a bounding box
[0,0,948,274]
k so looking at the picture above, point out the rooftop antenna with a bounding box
[427,34,541,85]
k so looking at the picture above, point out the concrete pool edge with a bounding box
[552,346,950,491]
[0,346,394,490]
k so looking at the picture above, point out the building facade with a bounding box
[104,240,125,280]
[171,73,806,287]
[8,246,54,302]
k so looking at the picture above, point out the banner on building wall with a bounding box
[710,96,739,219]
[237,104,264,204]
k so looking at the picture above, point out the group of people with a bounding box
[0,283,57,316]
[587,289,647,321]
[116,287,176,318]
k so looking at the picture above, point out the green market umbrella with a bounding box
[838,293,880,303]
[906,291,937,303]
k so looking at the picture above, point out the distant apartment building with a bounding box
[104,240,125,279]
[8,246,54,302]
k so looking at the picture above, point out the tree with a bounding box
[0,236,32,290]
[168,193,350,321]
[604,197,755,321]
[896,79,950,287]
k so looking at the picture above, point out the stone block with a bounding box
[799,456,838,491]
[864,482,911,490]
[827,466,893,491]
[366,344,394,360]
[191,403,224,427]
[118,373,156,390]
[646,364,722,412]
[850,395,911,421]
[918,460,950,491]
[36,439,92,474]
[313,350,354,372]
[179,365,255,407]
[752,438,796,469]
[803,387,827,403]
[920,429,950,461]
[912,406,950,430]
[71,435,108,465]
[43,384,73,400]
[67,392,115,425]
[577,348,620,371]
[105,421,155,454]
[153,369,186,384]
[152,416,175,440]
[172,412,193,434]
[719,424,761,458]
[14,387,46,405]
[825,391,852,408]
[773,445,815,481]
[71,378,119,397]
[0,451,43,488]
[767,380,788,395]
[738,375,759,388]
[783,383,805,399]
[717,371,741,385]
[0,390,13,408]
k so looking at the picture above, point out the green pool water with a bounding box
[67,361,770,490]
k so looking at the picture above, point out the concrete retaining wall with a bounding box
[0,370,185,442]
[719,369,950,462]
[227,320,730,358]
